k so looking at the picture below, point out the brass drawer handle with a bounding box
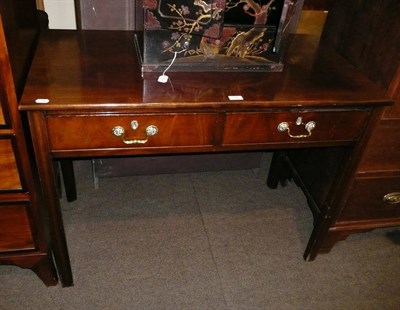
[112,120,158,144]
[277,117,316,139]
[383,192,400,205]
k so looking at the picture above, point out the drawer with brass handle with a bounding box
[223,111,369,145]
[46,113,220,152]
[338,176,400,222]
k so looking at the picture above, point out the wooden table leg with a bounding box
[59,159,77,202]
[266,151,292,189]
[28,111,73,287]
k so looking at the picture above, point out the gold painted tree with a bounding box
[167,0,224,35]
[225,0,275,57]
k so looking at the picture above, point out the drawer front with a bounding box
[47,114,220,151]
[223,111,369,145]
[0,204,35,252]
[339,176,400,222]
[0,75,10,127]
[0,101,5,126]
[0,139,22,191]
[358,120,400,172]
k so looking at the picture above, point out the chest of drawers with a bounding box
[0,13,57,285]
[320,1,400,243]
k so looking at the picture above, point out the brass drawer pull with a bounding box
[277,117,316,139]
[112,121,158,144]
[383,192,400,205]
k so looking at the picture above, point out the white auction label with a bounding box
[35,98,50,104]
[228,95,244,101]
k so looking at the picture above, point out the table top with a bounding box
[19,30,391,112]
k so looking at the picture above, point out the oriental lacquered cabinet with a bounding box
[0,2,57,285]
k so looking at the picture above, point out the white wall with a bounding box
[43,0,77,29]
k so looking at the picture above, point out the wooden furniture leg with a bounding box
[59,159,77,202]
[3,253,58,286]
[266,151,292,189]
[28,111,74,287]
[31,255,59,286]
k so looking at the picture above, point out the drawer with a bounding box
[223,111,369,145]
[358,120,400,172]
[0,204,35,252]
[0,76,10,127]
[0,102,5,126]
[338,176,400,222]
[0,139,22,191]
[46,114,220,151]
